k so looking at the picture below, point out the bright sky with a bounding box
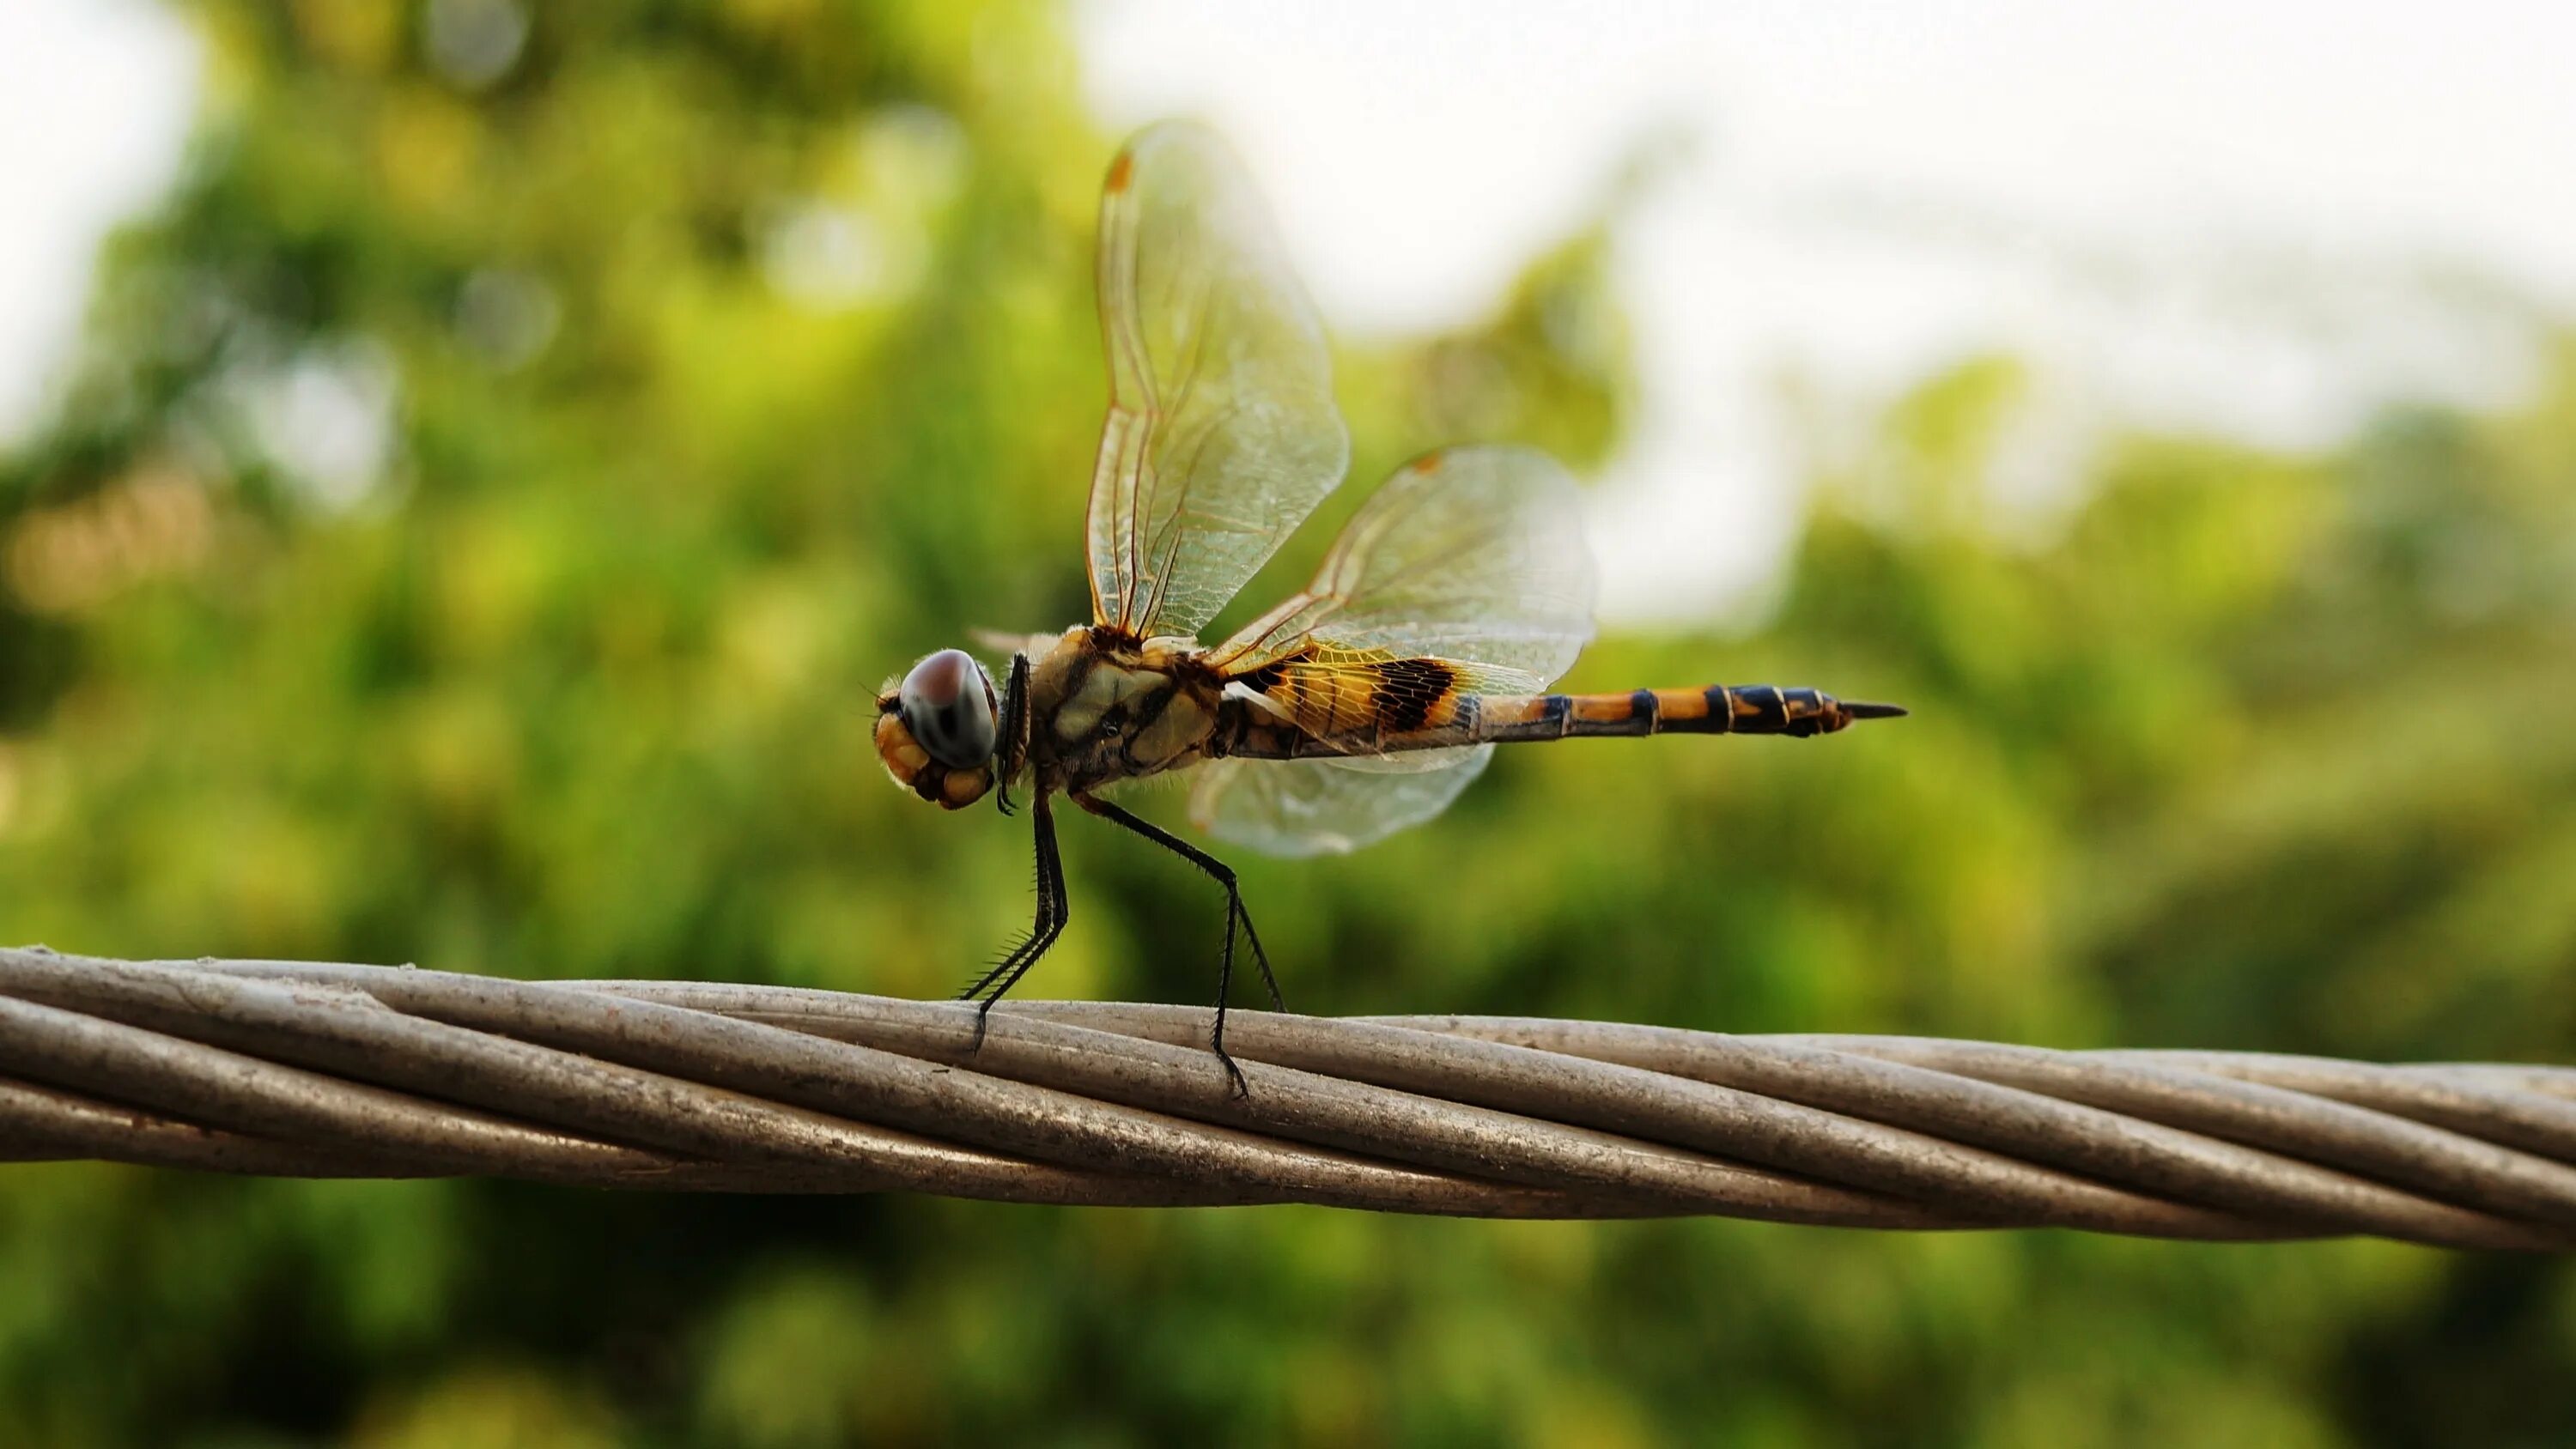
[0,0,197,440]
[1077,0,2576,618]
[6,2,2573,620]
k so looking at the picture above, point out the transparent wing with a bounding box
[1223,648,1538,750]
[1188,747,1493,858]
[1087,122,1350,640]
[1188,445,1596,856]
[1202,444,1597,682]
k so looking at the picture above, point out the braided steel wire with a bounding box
[2,948,2572,1250]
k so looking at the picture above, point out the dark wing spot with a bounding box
[1371,658,1458,733]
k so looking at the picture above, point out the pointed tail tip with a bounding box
[1844,700,1909,722]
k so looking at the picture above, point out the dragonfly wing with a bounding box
[1220,649,1539,750]
[1188,747,1493,858]
[1204,444,1596,683]
[1188,445,1595,855]
[1088,122,1349,640]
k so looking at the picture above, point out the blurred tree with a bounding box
[1,2,2572,1446]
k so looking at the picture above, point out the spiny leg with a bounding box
[976,791,1067,1013]
[1072,793,1281,1009]
[953,798,1055,1001]
[1072,794,1279,1096]
[955,791,1064,1050]
[992,652,1033,817]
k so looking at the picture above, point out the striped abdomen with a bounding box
[1217,684,1906,761]
[1472,684,1904,742]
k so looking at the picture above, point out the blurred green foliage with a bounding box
[3,2,2574,1445]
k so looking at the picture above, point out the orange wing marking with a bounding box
[1232,646,1540,750]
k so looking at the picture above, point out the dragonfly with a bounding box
[873,122,1904,1088]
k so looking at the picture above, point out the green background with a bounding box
[3,3,2573,1444]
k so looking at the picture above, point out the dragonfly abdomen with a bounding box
[1473,684,1905,742]
[1214,683,1905,761]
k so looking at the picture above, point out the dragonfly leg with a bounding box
[992,652,1033,817]
[1072,794,1278,1098]
[956,791,1065,1052]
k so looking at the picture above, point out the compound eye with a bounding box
[898,649,998,769]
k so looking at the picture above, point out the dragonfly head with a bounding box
[874,648,998,810]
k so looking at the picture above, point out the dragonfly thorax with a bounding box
[1027,629,1224,794]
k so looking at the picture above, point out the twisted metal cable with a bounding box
[2,947,2572,1250]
